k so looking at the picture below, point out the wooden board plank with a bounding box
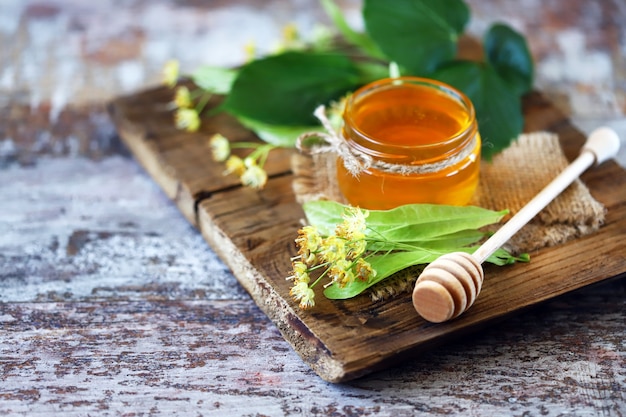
[108,86,626,383]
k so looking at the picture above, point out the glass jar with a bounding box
[337,76,481,210]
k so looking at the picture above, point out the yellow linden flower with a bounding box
[290,261,310,283]
[274,22,305,53]
[243,41,256,62]
[336,206,368,240]
[327,94,350,129]
[209,134,230,162]
[174,108,200,132]
[224,155,246,176]
[329,259,355,287]
[282,23,299,43]
[290,281,307,297]
[346,238,367,260]
[319,235,346,263]
[355,258,376,282]
[163,59,180,87]
[295,226,321,266]
[241,163,268,189]
[290,281,315,310]
[174,86,192,109]
[298,287,315,309]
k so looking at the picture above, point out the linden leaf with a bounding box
[223,51,361,126]
[323,250,437,299]
[364,204,507,241]
[363,0,469,74]
[484,23,534,96]
[302,200,506,241]
[323,246,528,300]
[301,200,527,301]
[236,116,321,148]
[432,60,523,160]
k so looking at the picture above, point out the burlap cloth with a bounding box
[291,132,606,256]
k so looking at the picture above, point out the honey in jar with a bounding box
[337,76,481,210]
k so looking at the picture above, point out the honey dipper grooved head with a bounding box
[412,252,484,323]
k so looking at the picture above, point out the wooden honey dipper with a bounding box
[412,127,621,323]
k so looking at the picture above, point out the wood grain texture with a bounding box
[108,85,626,383]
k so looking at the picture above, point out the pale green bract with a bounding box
[324,247,523,299]
[300,200,527,301]
[324,250,437,299]
[236,116,323,148]
[191,66,237,95]
[303,200,508,238]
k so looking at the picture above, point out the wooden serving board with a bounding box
[108,84,626,383]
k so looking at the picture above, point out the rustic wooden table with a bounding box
[1,1,625,416]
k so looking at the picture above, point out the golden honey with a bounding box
[337,76,481,210]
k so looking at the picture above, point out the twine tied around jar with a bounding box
[296,105,478,177]
[296,106,371,176]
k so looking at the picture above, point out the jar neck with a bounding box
[342,77,478,165]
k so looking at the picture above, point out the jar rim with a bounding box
[343,76,477,154]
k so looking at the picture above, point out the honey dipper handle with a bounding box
[473,127,620,264]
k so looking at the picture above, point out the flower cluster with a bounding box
[162,60,179,88]
[287,207,376,310]
[208,134,274,190]
[162,59,212,133]
[162,59,275,190]
[160,21,340,192]
[245,22,333,62]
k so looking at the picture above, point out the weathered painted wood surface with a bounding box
[2,295,625,415]
[1,0,625,415]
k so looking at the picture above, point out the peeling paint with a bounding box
[0,156,247,303]
[1,1,625,415]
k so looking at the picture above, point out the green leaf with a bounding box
[303,200,507,237]
[303,200,527,300]
[484,23,534,96]
[324,250,437,299]
[302,200,347,235]
[363,0,469,74]
[432,60,523,160]
[320,0,384,59]
[487,248,530,265]
[364,204,507,244]
[369,229,487,251]
[236,116,321,148]
[191,66,237,94]
[223,51,361,126]
[324,245,528,299]
[353,61,390,85]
